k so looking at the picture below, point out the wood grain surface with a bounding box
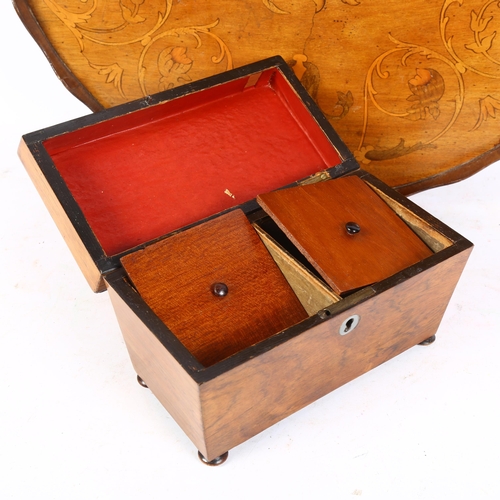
[18,138,105,292]
[14,0,500,192]
[106,277,207,456]
[257,176,433,294]
[104,171,473,461]
[120,209,308,366]
[199,244,472,459]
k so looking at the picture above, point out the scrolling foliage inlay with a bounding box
[38,0,233,103]
[21,0,500,191]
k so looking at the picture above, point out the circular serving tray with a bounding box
[14,0,500,193]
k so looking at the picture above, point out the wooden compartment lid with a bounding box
[18,57,356,292]
[257,175,434,295]
[120,209,308,367]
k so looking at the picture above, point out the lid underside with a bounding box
[26,58,356,277]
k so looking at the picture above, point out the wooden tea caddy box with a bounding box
[18,57,473,465]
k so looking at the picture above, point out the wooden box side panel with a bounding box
[106,283,206,454]
[18,139,104,292]
[200,247,472,460]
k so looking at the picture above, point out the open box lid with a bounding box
[19,56,358,292]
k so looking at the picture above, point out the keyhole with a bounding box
[339,315,360,336]
[344,318,354,332]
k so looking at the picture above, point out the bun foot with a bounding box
[198,450,229,466]
[136,375,148,388]
[419,335,436,346]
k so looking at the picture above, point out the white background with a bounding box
[1,3,499,499]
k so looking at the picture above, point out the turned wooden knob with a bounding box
[345,221,361,235]
[212,282,229,297]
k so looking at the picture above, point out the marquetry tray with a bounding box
[14,0,500,193]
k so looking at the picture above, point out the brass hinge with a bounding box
[298,170,331,186]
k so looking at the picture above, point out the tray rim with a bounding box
[13,0,104,112]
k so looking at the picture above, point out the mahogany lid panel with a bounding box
[120,209,308,367]
[257,176,433,295]
[14,0,500,193]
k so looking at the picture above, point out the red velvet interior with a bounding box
[44,71,342,256]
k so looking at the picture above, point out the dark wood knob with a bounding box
[212,282,229,297]
[345,222,361,235]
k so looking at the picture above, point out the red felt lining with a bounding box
[44,70,342,256]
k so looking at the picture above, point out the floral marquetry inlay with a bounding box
[16,0,500,192]
[33,0,233,104]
